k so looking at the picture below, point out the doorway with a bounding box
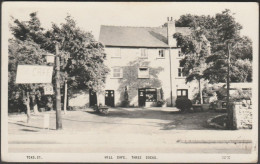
[89,90,97,107]
[138,88,146,107]
[105,90,115,107]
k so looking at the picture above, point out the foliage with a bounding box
[46,15,109,92]
[175,14,216,29]
[204,9,252,83]
[9,12,109,112]
[174,9,252,84]
[157,88,166,107]
[10,12,109,93]
[8,38,47,112]
[230,89,252,101]
[122,86,130,107]
[175,97,192,112]
[157,100,166,107]
[118,60,163,102]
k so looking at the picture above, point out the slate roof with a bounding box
[99,25,191,48]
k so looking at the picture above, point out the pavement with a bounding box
[7,107,254,153]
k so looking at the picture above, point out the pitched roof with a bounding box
[99,25,191,48]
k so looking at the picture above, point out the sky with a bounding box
[3,2,259,41]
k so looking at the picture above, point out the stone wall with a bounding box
[232,102,252,129]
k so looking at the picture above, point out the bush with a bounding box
[121,100,130,107]
[175,97,192,112]
[157,100,166,107]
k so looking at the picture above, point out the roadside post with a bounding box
[43,113,50,130]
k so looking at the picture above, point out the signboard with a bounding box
[46,53,55,63]
[15,65,53,84]
[44,85,54,95]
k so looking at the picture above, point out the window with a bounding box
[158,50,165,58]
[138,67,149,78]
[140,48,148,58]
[177,89,188,98]
[111,48,121,58]
[145,88,157,102]
[179,61,184,67]
[178,68,184,77]
[178,50,183,57]
[112,67,123,78]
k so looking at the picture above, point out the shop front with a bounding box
[138,88,157,107]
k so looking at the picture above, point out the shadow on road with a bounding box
[9,122,56,131]
[85,108,221,130]
[62,117,159,127]
[20,129,39,132]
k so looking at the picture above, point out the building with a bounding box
[94,17,193,107]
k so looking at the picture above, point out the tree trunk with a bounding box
[23,91,31,123]
[31,89,39,114]
[199,79,203,104]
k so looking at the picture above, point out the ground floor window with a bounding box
[177,89,188,98]
[145,88,157,102]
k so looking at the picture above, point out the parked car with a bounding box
[210,100,227,112]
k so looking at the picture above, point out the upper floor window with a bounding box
[112,67,123,78]
[140,48,148,58]
[179,60,185,67]
[178,50,184,57]
[178,68,184,77]
[111,48,121,58]
[158,50,165,58]
[138,67,149,78]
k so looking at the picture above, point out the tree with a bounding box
[9,13,109,114]
[44,15,109,93]
[175,9,252,84]
[204,9,252,83]
[8,38,47,120]
[174,28,211,104]
[10,12,50,115]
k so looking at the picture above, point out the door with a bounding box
[138,88,146,107]
[89,90,97,107]
[105,90,115,107]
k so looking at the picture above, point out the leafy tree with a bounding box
[9,12,109,114]
[175,9,252,86]
[45,15,109,92]
[174,28,211,104]
[204,9,252,83]
[8,38,47,118]
[175,14,216,30]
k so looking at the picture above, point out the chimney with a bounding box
[167,17,176,47]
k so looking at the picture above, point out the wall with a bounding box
[232,102,252,129]
[100,46,192,107]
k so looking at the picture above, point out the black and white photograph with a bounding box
[1,2,258,163]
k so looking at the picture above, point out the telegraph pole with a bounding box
[227,42,230,107]
[226,42,232,129]
[64,79,68,114]
[169,47,173,107]
[55,43,62,130]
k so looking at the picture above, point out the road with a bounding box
[7,108,254,154]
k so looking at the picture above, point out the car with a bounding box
[210,100,227,112]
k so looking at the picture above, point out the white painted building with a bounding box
[89,17,195,107]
